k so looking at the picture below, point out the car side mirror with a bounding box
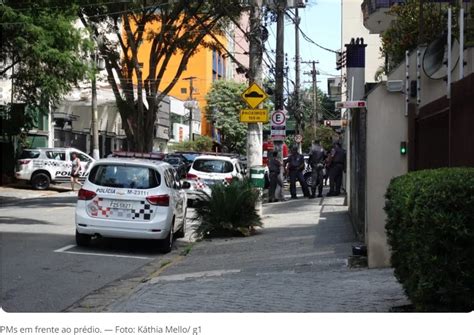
[182,181,191,189]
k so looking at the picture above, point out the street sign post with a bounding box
[295,134,303,143]
[240,109,269,123]
[271,110,287,140]
[241,82,269,109]
[336,100,366,109]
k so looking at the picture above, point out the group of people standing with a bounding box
[267,140,346,202]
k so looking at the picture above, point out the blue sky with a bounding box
[266,0,341,93]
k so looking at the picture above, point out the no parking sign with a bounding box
[271,110,286,140]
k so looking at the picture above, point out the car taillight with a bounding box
[187,173,198,180]
[18,160,30,165]
[78,189,97,200]
[146,194,170,206]
[225,177,234,184]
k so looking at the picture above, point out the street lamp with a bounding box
[91,53,105,160]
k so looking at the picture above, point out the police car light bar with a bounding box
[336,101,366,109]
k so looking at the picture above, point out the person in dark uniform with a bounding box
[285,145,310,199]
[268,151,283,202]
[326,142,345,196]
[308,140,326,198]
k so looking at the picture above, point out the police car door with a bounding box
[45,150,69,182]
[70,151,93,182]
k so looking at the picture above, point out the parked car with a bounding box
[164,155,187,180]
[171,151,201,171]
[15,148,94,190]
[75,158,187,253]
[108,151,165,161]
[184,154,244,205]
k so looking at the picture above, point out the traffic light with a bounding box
[400,141,407,155]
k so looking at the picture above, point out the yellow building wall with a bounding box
[134,23,227,137]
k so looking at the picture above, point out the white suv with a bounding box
[15,148,94,190]
[184,155,244,204]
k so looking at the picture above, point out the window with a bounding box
[89,165,160,189]
[20,150,40,159]
[163,169,172,188]
[46,151,66,161]
[74,152,92,163]
[165,158,180,165]
[193,159,234,173]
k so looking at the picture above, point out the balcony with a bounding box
[362,0,404,34]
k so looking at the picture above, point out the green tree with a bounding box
[302,125,337,153]
[205,80,248,154]
[79,0,245,152]
[0,0,89,136]
[381,0,453,70]
[169,136,213,152]
[287,87,338,131]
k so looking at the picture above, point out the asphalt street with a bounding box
[0,192,194,312]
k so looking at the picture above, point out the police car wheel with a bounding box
[160,220,174,253]
[31,172,50,190]
[175,213,186,239]
[75,230,91,247]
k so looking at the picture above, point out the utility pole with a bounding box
[273,0,286,160]
[303,60,319,128]
[183,76,196,141]
[294,6,302,146]
[91,53,101,160]
[247,0,263,170]
[311,60,319,127]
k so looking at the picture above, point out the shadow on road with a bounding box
[0,216,54,225]
[0,196,77,208]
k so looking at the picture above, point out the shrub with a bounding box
[169,136,213,152]
[192,179,262,239]
[384,168,474,312]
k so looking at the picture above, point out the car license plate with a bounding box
[109,200,133,210]
[203,179,217,185]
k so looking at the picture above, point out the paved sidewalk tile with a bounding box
[106,196,409,312]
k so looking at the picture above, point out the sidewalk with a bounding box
[71,194,410,312]
[0,183,76,205]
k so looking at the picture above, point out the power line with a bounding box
[285,9,339,54]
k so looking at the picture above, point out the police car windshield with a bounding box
[89,164,160,189]
[193,159,233,173]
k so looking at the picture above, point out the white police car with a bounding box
[15,148,94,190]
[75,158,187,253]
[184,155,244,205]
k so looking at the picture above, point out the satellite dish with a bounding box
[422,35,459,80]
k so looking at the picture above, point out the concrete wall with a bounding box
[365,46,474,268]
[366,83,408,268]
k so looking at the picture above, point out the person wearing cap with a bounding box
[285,145,310,199]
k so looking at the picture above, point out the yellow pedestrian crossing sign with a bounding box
[241,82,268,109]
